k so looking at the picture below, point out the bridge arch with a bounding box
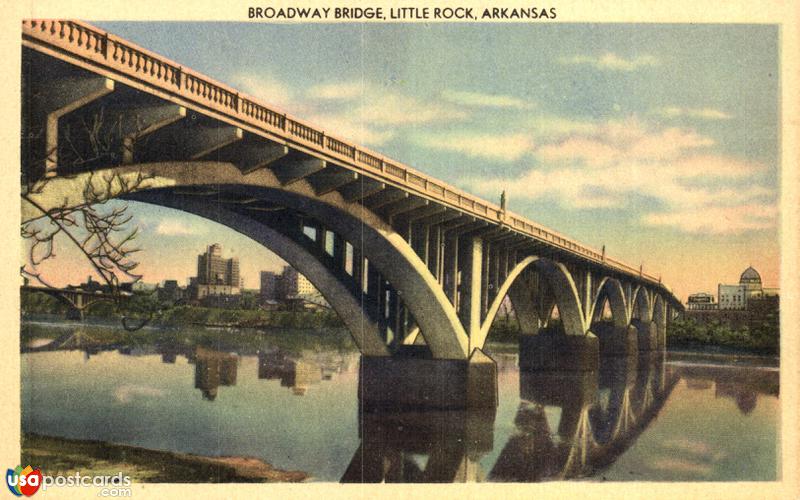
[475,256,587,350]
[652,294,667,349]
[589,277,629,328]
[631,285,652,322]
[24,162,471,359]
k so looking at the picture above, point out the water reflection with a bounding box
[194,347,238,401]
[342,410,496,482]
[20,323,780,482]
[668,362,779,415]
[491,354,675,481]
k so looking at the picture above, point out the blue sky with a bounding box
[41,22,780,298]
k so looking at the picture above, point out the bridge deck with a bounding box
[22,19,671,296]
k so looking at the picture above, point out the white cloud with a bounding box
[441,89,534,110]
[155,219,201,236]
[306,113,395,146]
[413,131,534,162]
[304,80,468,126]
[525,115,599,139]
[114,384,167,404]
[642,203,777,234]
[462,116,775,235]
[307,81,366,101]
[352,93,467,125]
[229,72,298,111]
[655,106,733,120]
[560,52,659,71]
[536,119,715,166]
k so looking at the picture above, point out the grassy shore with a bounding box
[22,434,308,483]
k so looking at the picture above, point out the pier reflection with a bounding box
[20,321,782,482]
[341,408,496,482]
[489,353,676,481]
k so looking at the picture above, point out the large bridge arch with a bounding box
[129,194,391,357]
[589,277,629,328]
[475,256,588,350]
[23,161,471,359]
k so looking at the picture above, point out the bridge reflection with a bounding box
[341,409,496,482]
[343,353,677,483]
[22,330,778,481]
[490,354,675,481]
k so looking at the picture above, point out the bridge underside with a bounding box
[21,30,683,409]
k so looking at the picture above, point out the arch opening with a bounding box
[26,162,472,359]
[476,256,589,351]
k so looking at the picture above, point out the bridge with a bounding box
[21,285,122,320]
[21,20,683,409]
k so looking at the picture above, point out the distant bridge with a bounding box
[21,20,682,408]
[21,285,121,320]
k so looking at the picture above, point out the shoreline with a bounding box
[22,315,779,360]
[22,433,308,483]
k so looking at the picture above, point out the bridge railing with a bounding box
[22,19,669,291]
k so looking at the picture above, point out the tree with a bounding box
[21,106,159,329]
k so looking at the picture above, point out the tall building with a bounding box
[259,266,318,301]
[192,243,241,300]
[260,271,280,301]
[281,266,317,298]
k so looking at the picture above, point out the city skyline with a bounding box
[23,22,780,301]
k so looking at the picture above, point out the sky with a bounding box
[27,22,780,300]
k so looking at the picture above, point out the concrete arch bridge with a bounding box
[21,20,683,409]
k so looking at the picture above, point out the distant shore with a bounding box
[22,433,308,483]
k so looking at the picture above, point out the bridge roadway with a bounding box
[21,20,684,409]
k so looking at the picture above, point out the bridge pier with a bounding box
[518,332,599,371]
[632,319,658,352]
[65,308,84,321]
[592,323,638,357]
[358,348,497,410]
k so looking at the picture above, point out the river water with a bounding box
[20,320,779,482]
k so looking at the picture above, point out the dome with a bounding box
[739,266,762,284]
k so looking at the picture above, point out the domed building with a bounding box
[718,266,766,310]
[740,266,762,290]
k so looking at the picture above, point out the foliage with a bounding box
[667,316,779,354]
[21,289,343,330]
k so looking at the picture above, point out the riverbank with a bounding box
[666,316,778,356]
[22,433,308,483]
[21,299,343,330]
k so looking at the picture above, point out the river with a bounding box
[20,320,779,482]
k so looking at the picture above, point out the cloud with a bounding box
[229,72,298,111]
[441,89,534,110]
[559,52,659,71]
[305,113,395,146]
[536,118,715,166]
[307,81,365,101]
[114,384,167,404]
[351,93,467,125]
[462,116,776,235]
[648,458,713,476]
[655,106,733,120]
[303,80,468,125]
[155,219,202,236]
[642,203,777,235]
[412,131,535,162]
[525,115,599,139]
